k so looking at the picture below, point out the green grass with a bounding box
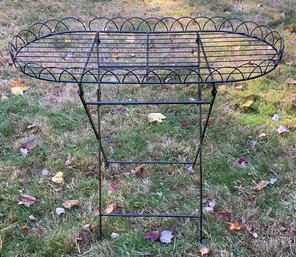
[1,0,296,256]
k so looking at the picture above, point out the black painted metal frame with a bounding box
[9,16,284,244]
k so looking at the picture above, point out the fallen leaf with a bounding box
[18,194,36,207]
[111,53,119,58]
[249,140,257,151]
[105,204,123,214]
[234,85,243,90]
[147,113,166,123]
[273,14,282,22]
[269,178,277,185]
[65,155,72,166]
[286,78,296,85]
[155,192,163,197]
[238,157,248,167]
[216,211,231,222]
[56,207,65,216]
[63,200,80,209]
[252,232,258,238]
[181,123,189,129]
[276,125,289,134]
[27,124,37,129]
[253,180,270,191]
[51,172,64,184]
[160,230,173,244]
[10,81,29,96]
[11,87,24,96]
[208,199,216,208]
[204,207,214,213]
[82,224,92,232]
[287,27,294,33]
[21,226,30,233]
[258,132,267,139]
[41,169,50,176]
[111,232,120,240]
[286,61,294,65]
[198,118,213,126]
[64,37,72,43]
[28,215,37,221]
[108,183,117,192]
[167,165,176,174]
[272,114,279,121]
[144,230,160,242]
[218,85,226,91]
[200,246,210,256]
[25,140,37,151]
[130,165,145,176]
[20,147,28,157]
[228,222,242,231]
[241,100,253,109]
[187,165,194,175]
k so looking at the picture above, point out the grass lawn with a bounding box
[0,0,295,256]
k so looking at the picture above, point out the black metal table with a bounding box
[9,17,284,243]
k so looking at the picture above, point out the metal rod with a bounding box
[196,31,204,244]
[85,100,212,105]
[96,32,103,239]
[101,213,200,218]
[109,160,194,165]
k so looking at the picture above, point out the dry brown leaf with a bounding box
[147,113,166,123]
[26,140,37,150]
[200,246,210,256]
[287,27,294,33]
[10,81,29,91]
[258,132,267,139]
[167,165,176,174]
[11,87,24,96]
[63,200,80,209]
[130,164,145,176]
[228,222,242,231]
[51,172,64,184]
[18,194,36,207]
[286,78,296,85]
[144,230,160,242]
[241,100,253,109]
[218,84,226,91]
[10,81,29,96]
[276,125,289,134]
[253,180,270,191]
[21,226,30,233]
[105,204,123,214]
[111,53,119,58]
[105,204,115,214]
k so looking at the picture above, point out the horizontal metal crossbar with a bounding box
[85,100,212,105]
[101,213,200,218]
[108,160,194,165]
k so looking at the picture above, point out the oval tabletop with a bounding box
[9,17,284,84]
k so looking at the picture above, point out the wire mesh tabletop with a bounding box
[9,17,284,85]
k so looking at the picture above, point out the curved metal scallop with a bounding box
[122,70,141,84]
